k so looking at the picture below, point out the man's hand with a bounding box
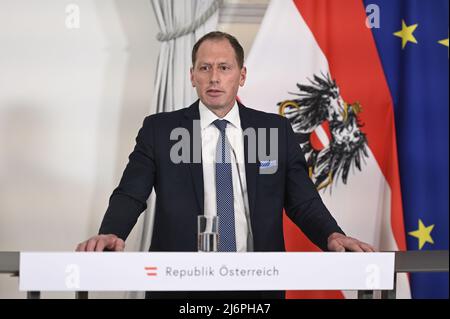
[76,234,125,252]
[327,232,375,252]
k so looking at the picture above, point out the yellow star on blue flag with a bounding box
[394,20,419,49]
[439,37,449,47]
[408,219,435,250]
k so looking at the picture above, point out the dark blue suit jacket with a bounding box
[99,101,344,253]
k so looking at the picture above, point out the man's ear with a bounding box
[190,67,195,87]
[239,66,247,87]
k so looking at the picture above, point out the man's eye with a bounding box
[220,65,230,71]
[200,66,210,71]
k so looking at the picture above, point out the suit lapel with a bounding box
[180,101,204,215]
[238,103,259,224]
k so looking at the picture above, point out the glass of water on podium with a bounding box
[198,215,219,252]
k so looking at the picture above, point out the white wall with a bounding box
[0,0,264,298]
[0,0,160,298]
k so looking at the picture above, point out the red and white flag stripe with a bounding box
[239,0,410,299]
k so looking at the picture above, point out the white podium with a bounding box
[2,251,448,298]
[19,252,394,292]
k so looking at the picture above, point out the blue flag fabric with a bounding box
[364,0,449,298]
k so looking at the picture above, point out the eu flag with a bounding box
[364,0,449,298]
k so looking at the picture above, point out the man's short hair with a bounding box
[192,31,245,69]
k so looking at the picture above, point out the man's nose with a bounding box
[210,68,220,84]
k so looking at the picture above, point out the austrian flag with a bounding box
[239,0,411,299]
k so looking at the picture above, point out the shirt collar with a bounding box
[199,100,241,131]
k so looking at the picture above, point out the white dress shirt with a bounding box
[199,100,252,252]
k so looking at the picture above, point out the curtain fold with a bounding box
[151,0,221,113]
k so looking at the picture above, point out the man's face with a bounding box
[191,39,246,112]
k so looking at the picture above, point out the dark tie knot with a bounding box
[213,119,228,133]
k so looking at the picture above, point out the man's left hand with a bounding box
[327,232,376,252]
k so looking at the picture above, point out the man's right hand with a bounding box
[76,234,125,252]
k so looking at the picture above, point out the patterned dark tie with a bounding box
[213,119,237,252]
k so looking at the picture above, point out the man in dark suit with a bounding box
[76,31,374,298]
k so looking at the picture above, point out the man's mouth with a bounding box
[206,89,224,97]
